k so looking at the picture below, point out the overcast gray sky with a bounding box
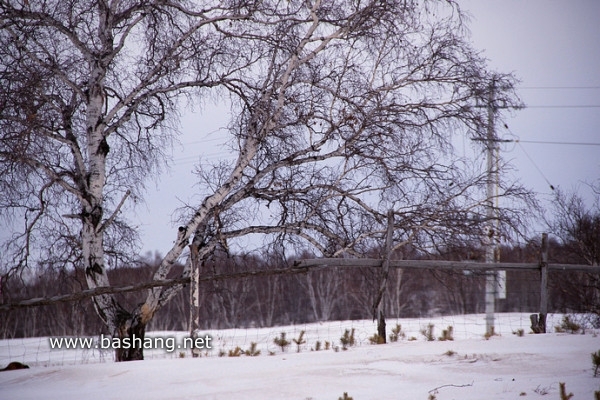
[461,0,599,195]
[136,0,600,256]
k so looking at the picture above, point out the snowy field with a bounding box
[1,313,599,399]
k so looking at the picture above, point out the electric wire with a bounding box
[515,140,600,146]
[526,105,600,108]
[515,141,555,191]
[518,85,600,108]
[500,124,556,191]
[519,86,600,90]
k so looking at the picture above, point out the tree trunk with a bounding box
[377,310,386,344]
[114,311,147,362]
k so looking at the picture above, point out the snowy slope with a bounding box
[1,313,598,399]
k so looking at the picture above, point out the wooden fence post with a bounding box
[539,233,549,333]
[531,233,548,333]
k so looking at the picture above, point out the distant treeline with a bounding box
[1,238,597,339]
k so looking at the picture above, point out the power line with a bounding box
[472,138,600,147]
[516,139,600,147]
[526,105,600,109]
[519,86,600,90]
[497,124,558,191]
[515,142,555,191]
[182,136,228,145]
[171,151,235,166]
[517,85,600,108]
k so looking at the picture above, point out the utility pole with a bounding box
[481,79,504,337]
[472,77,516,336]
[472,77,515,336]
[473,78,511,336]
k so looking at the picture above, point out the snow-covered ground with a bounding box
[1,313,598,399]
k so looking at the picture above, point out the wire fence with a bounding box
[1,312,591,368]
[2,246,598,368]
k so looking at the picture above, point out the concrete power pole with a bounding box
[483,79,502,337]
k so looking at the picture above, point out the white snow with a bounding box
[1,313,598,399]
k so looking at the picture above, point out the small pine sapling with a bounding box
[389,324,405,342]
[293,330,306,353]
[369,333,385,344]
[244,342,261,356]
[592,349,600,377]
[273,332,290,352]
[420,323,435,341]
[438,326,454,341]
[338,392,353,400]
[559,382,573,400]
[228,346,242,357]
[555,316,581,334]
[340,328,356,350]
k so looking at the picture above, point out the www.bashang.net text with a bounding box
[48,334,212,353]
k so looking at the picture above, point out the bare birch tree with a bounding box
[548,187,600,266]
[1,0,530,360]
[0,0,255,360]
[546,186,600,320]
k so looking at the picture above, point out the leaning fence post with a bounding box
[373,209,394,343]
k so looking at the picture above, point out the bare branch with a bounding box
[97,189,131,234]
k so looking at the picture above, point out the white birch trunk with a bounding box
[79,8,146,360]
[142,137,260,318]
